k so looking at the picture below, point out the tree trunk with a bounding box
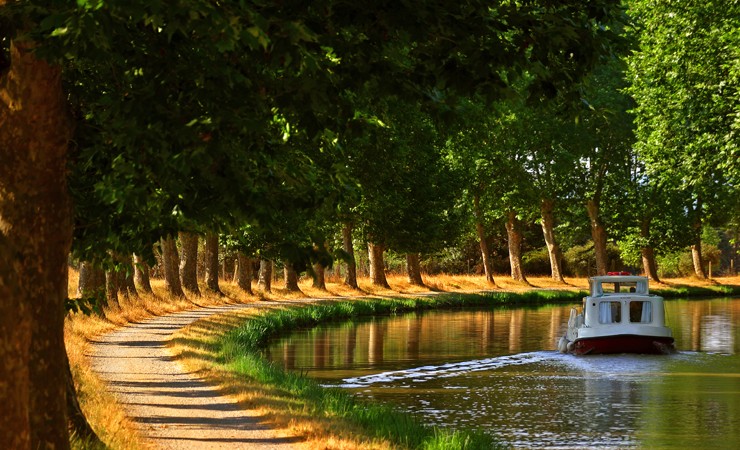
[540,199,565,283]
[342,222,358,289]
[639,217,660,282]
[0,235,30,449]
[161,235,186,297]
[235,252,253,294]
[258,259,272,293]
[367,241,390,288]
[0,38,74,449]
[104,270,120,307]
[691,243,706,279]
[133,253,153,294]
[473,193,495,285]
[641,246,660,282]
[284,262,301,292]
[406,253,425,286]
[116,254,138,298]
[204,233,223,295]
[77,261,105,300]
[505,210,528,283]
[312,262,327,290]
[586,198,608,276]
[690,200,706,279]
[178,231,201,295]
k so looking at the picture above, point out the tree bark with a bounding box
[104,270,120,308]
[367,241,390,288]
[690,199,706,279]
[505,210,528,283]
[586,198,608,276]
[116,254,137,298]
[0,38,74,449]
[77,261,105,300]
[641,246,660,282]
[473,193,495,285]
[161,235,186,297]
[406,253,425,286]
[204,233,223,295]
[691,242,706,279]
[342,222,358,289]
[540,199,565,283]
[0,235,30,449]
[178,231,201,295]
[639,217,660,282]
[235,252,253,294]
[284,262,301,292]
[312,262,327,290]
[258,259,273,293]
[133,253,153,294]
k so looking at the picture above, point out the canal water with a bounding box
[265,298,740,449]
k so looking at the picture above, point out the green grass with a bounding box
[217,290,587,450]
[652,284,740,298]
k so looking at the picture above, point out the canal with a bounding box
[265,298,740,448]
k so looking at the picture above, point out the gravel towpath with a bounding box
[89,303,304,449]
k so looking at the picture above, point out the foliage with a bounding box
[562,242,625,276]
[626,0,740,261]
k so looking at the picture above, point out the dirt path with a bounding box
[89,303,304,449]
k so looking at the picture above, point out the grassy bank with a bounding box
[68,274,740,449]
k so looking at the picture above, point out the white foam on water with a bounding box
[337,351,555,387]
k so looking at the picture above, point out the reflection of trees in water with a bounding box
[272,298,739,372]
[508,309,524,354]
[344,324,357,365]
[368,320,386,364]
[669,299,739,353]
[406,314,421,359]
[314,329,327,368]
[282,342,296,370]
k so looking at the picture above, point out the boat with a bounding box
[558,274,675,355]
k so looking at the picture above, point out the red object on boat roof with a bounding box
[607,271,631,276]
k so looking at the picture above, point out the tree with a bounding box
[178,232,201,295]
[626,0,740,278]
[570,59,636,275]
[204,233,223,295]
[234,252,254,295]
[161,235,185,298]
[133,253,153,293]
[0,35,73,450]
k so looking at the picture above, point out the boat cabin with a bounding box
[583,275,665,328]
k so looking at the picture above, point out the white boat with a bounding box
[558,274,675,355]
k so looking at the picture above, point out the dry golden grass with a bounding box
[66,269,740,449]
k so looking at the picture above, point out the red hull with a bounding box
[573,334,675,355]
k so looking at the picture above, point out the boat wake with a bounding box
[338,351,557,388]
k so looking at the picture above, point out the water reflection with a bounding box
[266,298,740,448]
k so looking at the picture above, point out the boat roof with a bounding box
[589,275,651,296]
[590,275,648,283]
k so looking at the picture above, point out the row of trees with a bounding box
[0,0,737,448]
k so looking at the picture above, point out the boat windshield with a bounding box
[604,282,637,293]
